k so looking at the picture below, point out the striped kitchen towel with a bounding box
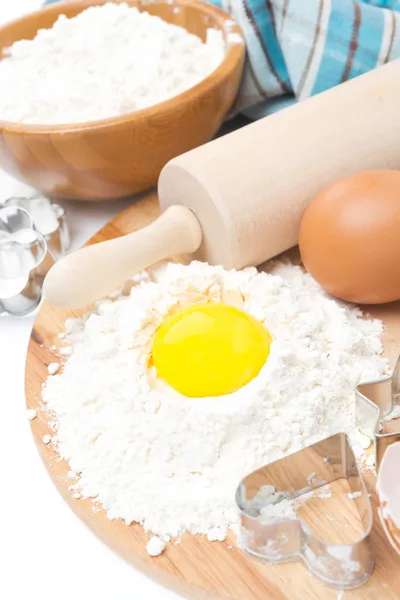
[44,0,400,119]
[209,0,400,118]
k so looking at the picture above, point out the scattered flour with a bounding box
[365,455,376,471]
[42,434,51,445]
[305,544,361,586]
[42,261,388,552]
[207,527,226,542]
[347,492,362,500]
[240,485,295,520]
[306,472,317,485]
[27,409,37,421]
[384,404,400,421]
[315,484,332,499]
[261,498,296,521]
[146,536,166,557]
[0,3,225,125]
[47,362,60,375]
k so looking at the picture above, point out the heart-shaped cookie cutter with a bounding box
[236,433,374,590]
[0,206,54,316]
[356,356,400,469]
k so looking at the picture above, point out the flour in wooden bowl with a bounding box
[42,261,388,553]
[0,2,225,125]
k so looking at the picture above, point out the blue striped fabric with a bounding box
[209,0,400,117]
[44,0,400,119]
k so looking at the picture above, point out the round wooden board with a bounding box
[25,192,400,600]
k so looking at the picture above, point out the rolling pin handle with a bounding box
[42,205,202,309]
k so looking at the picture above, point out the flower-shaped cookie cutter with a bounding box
[3,195,69,260]
[0,206,54,316]
[236,433,374,590]
[356,356,400,469]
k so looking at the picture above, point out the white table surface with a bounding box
[0,3,180,599]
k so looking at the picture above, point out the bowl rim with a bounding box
[0,0,245,135]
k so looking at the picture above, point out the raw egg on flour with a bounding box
[152,303,271,397]
[299,170,400,304]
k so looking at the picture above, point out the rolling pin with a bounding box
[44,59,400,308]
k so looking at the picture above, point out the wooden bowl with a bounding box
[0,0,244,201]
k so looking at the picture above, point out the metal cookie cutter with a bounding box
[236,433,374,590]
[3,195,69,260]
[356,356,400,469]
[0,206,54,316]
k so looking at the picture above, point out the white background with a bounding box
[0,2,180,598]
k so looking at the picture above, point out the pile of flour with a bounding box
[42,261,388,548]
[0,3,225,125]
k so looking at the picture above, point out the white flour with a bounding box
[0,3,225,125]
[42,261,388,550]
[239,484,295,519]
[146,536,166,557]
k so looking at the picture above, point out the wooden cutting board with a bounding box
[25,192,400,600]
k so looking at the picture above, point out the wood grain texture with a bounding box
[42,205,203,308]
[25,195,400,599]
[0,0,244,201]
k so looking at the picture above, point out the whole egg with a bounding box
[299,170,400,304]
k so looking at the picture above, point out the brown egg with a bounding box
[299,170,400,304]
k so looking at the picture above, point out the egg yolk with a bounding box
[152,303,271,397]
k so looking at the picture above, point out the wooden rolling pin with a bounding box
[44,59,400,308]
